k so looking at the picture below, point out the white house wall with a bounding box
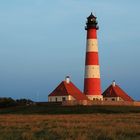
[48,95,75,102]
[103,97,124,101]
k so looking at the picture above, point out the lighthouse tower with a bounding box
[84,13,103,100]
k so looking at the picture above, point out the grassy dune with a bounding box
[0,114,140,140]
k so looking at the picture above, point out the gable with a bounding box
[48,82,69,96]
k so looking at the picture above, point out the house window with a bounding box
[62,97,66,101]
[55,98,57,102]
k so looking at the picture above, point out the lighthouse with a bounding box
[84,13,103,100]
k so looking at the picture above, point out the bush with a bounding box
[0,97,17,107]
[16,98,34,106]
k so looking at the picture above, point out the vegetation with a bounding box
[0,105,140,114]
[0,114,140,140]
[0,97,17,107]
[16,98,34,106]
[0,97,34,108]
[0,101,140,139]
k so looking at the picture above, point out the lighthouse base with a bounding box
[86,95,103,101]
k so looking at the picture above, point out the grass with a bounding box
[0,114,140,140]
[0,105,140,139]
[0,105,140,114]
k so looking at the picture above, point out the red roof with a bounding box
[48,81,88,101]
[102,84,134,102]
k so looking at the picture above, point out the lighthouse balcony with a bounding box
[85,25,99,30]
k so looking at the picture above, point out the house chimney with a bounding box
[65,76,70,84]
[112,80,116,87]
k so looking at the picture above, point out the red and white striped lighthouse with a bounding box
[84,13,103,100]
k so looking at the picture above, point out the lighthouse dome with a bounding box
[87,12,96,20]
[86,13,98,30]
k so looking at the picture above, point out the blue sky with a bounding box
[0,0,140,101]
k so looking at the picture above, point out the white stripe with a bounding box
[86,39,98,52]
[85,65,100,78]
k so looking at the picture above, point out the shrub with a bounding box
[0,97,17,107]
[16,98,34,106]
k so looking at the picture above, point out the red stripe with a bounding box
[87,29,97,39]
[84,78,101,95]
[85,52,99,65]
